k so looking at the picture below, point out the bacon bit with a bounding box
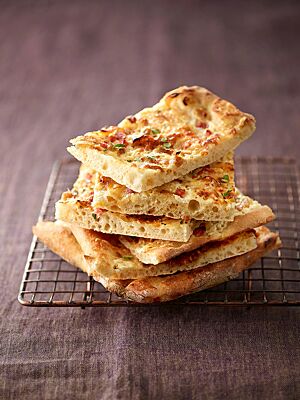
[183,96,189,106]
[95,208,105,216]
[196,190,211,200]
[205,129,213,136]
[160,146,173,154]
[169,92,179,98]
[175,154,183,167]
[99,142,108,149]
[181,139,193,149]
[125,187,135,194]
[175,188,186,198]
[181,136,202,149]
[143,164,164,171]
[99,176,110,188]
[196,121,207,129]
[127,116,137,123]
[109,131,127,144]
[99,176,110,184]
[132,134,158,150]
[140,118,149,126]
[203,133,220,146]
[193,225,206,237]
[167,129,195,143]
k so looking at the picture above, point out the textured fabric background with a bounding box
[0,1,299,399]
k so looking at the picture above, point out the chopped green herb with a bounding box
[147,155,156,160]
[92,213,98,220]
[221,174,229,183]
[122,255,133,260]
[133,158,141,162]
[162,142,172,149]
[113,143,125,149]
[222,189,232,198]
[151,128,160,135]
[161,137,168,142]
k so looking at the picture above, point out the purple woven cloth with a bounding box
[0,1,299,399]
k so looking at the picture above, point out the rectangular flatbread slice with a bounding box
[101,227,281,303]
[33,221,257,280]
[32,222,280,303]
[93,152,237,221]
[68,86,255,192]
[120,194,275,264]
[55,169,201,242]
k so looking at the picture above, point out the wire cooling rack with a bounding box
[19,157,300,307]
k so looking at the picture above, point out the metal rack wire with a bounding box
[18,157,300,307]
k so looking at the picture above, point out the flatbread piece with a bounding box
[68,86,255,191]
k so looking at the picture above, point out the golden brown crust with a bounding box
[32,221,280,303]
[55,165,201,242]
[68,86,255,192]
[100,227,281,303]
[92,153,237,221]
[120,203,274,264]
[32,221,89,273]
[33,221,257,280]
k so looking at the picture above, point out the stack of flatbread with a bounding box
[33,86,281,303]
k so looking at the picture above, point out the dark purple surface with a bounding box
[0,1,299,399]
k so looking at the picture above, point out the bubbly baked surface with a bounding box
[68,86,255,191]
[93,152,237,221]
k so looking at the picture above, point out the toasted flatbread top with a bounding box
[68,86,255,191]
[55,165,201,241]
[92,152,237,221]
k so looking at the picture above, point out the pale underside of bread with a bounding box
[120,200,275,264]
[33,220,257,280]
[68,86,255,192]
[32,222,280,303]
[92,152,237,221]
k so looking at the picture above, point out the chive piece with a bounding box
[147,155,156,160]
[151,128,160,135]
[221,174,229,183]
[122,255,133,260]
[92,213,98,220]
[113,143,125,149]
[162,142,171,149]
[161,137,168,142]
[222,189,232,198]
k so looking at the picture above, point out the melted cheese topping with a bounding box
[70,86,255,172]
